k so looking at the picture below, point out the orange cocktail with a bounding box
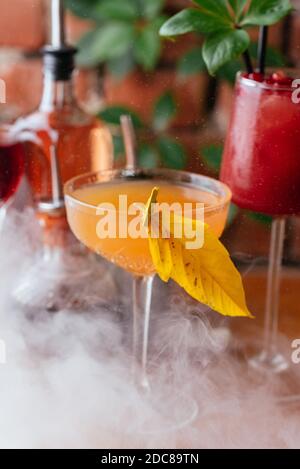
[64,171,231,276]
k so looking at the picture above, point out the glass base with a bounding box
[127,389,198,436]
[249,350,290,374]
[13,246,114,313]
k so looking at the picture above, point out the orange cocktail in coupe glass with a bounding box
[64,169,231,392]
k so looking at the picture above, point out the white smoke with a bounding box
[0,208,300,449]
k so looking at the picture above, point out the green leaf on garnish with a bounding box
[160,8,230,36]
[241,0,292,27]
[98,106,143,128]
[203,29,250,75]
[158,137,187,170]
[177,47,207,77]
[153,92,177,132]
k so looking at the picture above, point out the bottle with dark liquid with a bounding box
[13,0,113,311]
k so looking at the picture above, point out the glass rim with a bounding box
[237,68,300,91]
[64,168,232,215]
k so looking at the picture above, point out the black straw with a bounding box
[243,50,253,74]
[258,26,268,75]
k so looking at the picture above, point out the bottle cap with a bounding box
[42,0,78,81]
[42,45,77,81]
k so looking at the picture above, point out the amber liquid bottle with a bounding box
[13,2,113,311]
[21,51,112,235]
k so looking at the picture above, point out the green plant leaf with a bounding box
[217,59,241,84]
[112,135,125,160]
[77,23,135,67]
[177,46,207,77]
[158,137,187,169]
[201,144,223,172]
[246,211,273,225]
[216,42,286,84]
[227,0,248,19]
[264,46,286,67]
[64,0,102,20]
[248,42,286,67]
[134,19,164,71]
[95,0,140,21]
[143,0,164,20]
[98,106,143,128]
[203,29,250,75]
[138,144,159,168]
[153,92,177,132]
[160,8,231,37]
[107,52,135,79]
[241,0,292,27]
[193,0,233,21]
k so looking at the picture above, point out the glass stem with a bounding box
[263,217,286,358]
[0,206,7,231]
[132,275,154,391]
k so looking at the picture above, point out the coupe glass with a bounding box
[64,168,231,427]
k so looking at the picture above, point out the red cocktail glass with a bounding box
[221,70,300,373]
[0,125,24,228]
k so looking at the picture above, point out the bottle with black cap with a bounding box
[13,0,113,312]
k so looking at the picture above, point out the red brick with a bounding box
[0,55,101,119]
[290,13,300,65]
[162,33,202,65]
[0,56,42,118]
[248,21,284,48]
[104,69,209,128]
[287,217,300,262]
[165,0,188,10]
[214,81,235,135]
[223,213,271,258]
[0,0,46,50]
[65,11,95,45]
[168,127,203,172]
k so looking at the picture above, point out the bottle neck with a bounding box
[40,71,76,112]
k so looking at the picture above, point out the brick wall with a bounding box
[0,1,103,120]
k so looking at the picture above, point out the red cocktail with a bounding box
[0,126,24,208]
[221,72,300,216]
[221,70,300,374]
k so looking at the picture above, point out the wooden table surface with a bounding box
[235,267,300,339]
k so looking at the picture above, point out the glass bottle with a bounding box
[13,1,113,311]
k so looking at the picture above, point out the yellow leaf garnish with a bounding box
[144,187,253,318]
